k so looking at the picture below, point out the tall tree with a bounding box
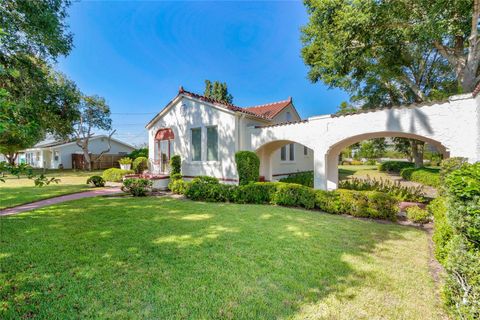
[71,95,114,171]
[204,80,234,104]
[301,0,477,106]
[0,1,78,160]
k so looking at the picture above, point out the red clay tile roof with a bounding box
[179,87,271,120]
[243,97,293,119]
[146,87,297,128]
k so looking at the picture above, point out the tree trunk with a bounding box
[411,140,424,168]
[6,152,17,165]
[82,147,91,171]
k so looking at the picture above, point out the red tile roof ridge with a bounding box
[244,97,292,109]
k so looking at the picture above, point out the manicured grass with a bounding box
[1,197,445,319]
[0,170,102,209]
[338,165,390,180]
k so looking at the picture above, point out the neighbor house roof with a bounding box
[24,135,135,151]
[146,87,299,128]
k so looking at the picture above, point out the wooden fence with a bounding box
[72,154,125,170]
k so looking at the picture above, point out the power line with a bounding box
[111,112,156,115]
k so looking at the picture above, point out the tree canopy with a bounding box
[204,80,234,104]
[0,0,78,160]
[301,0,478,108]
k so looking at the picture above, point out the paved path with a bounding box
[0,188,123,216]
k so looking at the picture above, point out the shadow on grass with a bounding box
[0,197,432,319]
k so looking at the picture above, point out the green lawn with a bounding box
[1,197,445,319]
[338,165,390,180]
[0,170,102,209]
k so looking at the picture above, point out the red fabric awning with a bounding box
[155,128,174,140]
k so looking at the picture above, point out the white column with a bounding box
[258,148,272,181]
[313,147,327,190]
[326,151,339,190]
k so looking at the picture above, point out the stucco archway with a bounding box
[255,139,314,181]
[321,131,450,190]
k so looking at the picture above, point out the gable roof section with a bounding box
[27,135,135,150]
[244,97,294,120]
[146,87,299,128]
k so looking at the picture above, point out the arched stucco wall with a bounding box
[248,94,480,190]
[324,131,450,190]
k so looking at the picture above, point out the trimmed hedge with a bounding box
[429,161,480,319]
[184,176,236,202]
[378,161,414,173]
[172,176,398,221]
[235,182,278,204]
[279,171,313,188]
[400,167,441,187]
[102,168,134,182]
[170,155,181,175]
[428,197,451,263]
[271,183,316,209]
[235,151,260,185]
[315,189,397,220]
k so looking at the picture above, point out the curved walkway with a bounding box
[0,187,123,216]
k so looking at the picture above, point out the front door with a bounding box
[158,140,171,173]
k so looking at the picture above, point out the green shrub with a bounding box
[102,168,134,182]
[400,167,441,187]
[444,162,480,200]
[315,190,343,214]
[365,159,376,165]
[440,157,468,182]
[378,161,414,173]
[406,206,431,224]
[128,147,148,159]
[132,156,148,174]
[428,197,451,263]
[168,174,187,194]
[86,175,105,187]
[235,151,260,185]
[184,176,236,202]
[279,171,313,188]
[235,182,278,204]
[170,155,181,175]
[442,236,480,319]
[271,183,316,209]
[350,160,364,165]
[315,189,397,221]
[338,177,425,202]
[435,161,480,319]
[122,178,152,196]
[444,163,480,247]
[339,189,398,220]
[118,157,133,165]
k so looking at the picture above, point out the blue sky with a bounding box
[57,1,348,146]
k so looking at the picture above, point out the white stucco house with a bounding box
[146,87,314,186]
[147,87,480,190]
[20,135,135,169]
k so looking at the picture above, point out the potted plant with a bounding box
[119,157,133,170]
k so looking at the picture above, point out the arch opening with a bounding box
[321,131,450,190]
[255,139,314,182]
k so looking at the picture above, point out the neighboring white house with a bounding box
[146,87,314,183]
[20,135,135,169]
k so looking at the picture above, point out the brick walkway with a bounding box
[0,188,123,216]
